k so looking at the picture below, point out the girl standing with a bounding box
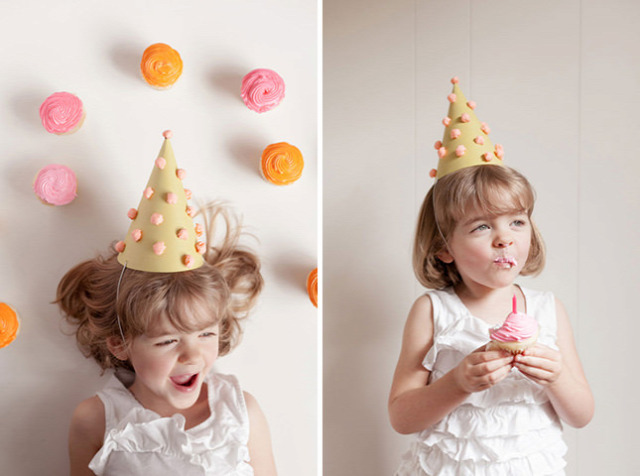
[389,80,593,475]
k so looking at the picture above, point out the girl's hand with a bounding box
[514,343,563,387]
[452,346,514,394]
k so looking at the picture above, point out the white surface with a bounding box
[325,0,639,474]
[0,1,317,475]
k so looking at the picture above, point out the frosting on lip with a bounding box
[489,295,538,342]
[241,68,285,113]
[494,256,517,267]
[39,92,84,134]
[33,164,77,206]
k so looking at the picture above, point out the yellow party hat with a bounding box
[430,77,504,180]
[116,131,204,272]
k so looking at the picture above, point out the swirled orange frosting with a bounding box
[0,303,19,349]
[140,43,183,88]
[261,142,304,185]
[307,268,318,307]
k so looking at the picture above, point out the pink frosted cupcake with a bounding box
[241,68,285,113]
[488,295,539,354]
[33,164,78,206]
[40,92,86,135]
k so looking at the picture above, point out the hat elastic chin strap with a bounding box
[115,262,128,346]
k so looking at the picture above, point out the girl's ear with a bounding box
[437,248,454,264]
[106,336,128,361]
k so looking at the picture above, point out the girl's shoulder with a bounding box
[69,396,105,474]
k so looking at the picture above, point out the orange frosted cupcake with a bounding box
[260,142,304,185]
[307,268,318,307]
[140,43,183,89]
[0,303,20,349]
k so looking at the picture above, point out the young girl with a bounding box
[389,81,594,475]
[56,132,277,475]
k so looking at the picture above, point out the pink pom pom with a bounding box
[150,213,164,225]
[495,143,504,159]
[481,122,491,134]
[429,169,437,178]
[132,229,143,242]
[127,208,138,220]
[194,223,204,237]
[144,187,154,199]
[455,145,466,157]
[447,93,457,103]
[153,241,166,255]
[166,192,178,204]
[115,241,126,253]
[434,140,443,150]
[438,147,447,159]
[155,157,166,170]
[467,101,476,110]
[482,153,493,162]
[183,255,194,268]
[451,77,459,84]
[442,117,451,127]
[186,205,196,218]
[450,129,461,140]
[184,189,192,200]
[195,241,206,254]
[460,113,470,123]
[474,136,485,145]
[176,169,187,180]
[162,130,173,139]
[177,228,189,240]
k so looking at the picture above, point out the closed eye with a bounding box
[200,332,218,338]
[155,339,177,347]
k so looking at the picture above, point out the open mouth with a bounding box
[494,257,517,268]
[170,373,199,389]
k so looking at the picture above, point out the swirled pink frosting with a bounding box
[489,311,538,342]
[241,68,285,113]
[40,92,84,134]
[33,164,77,206]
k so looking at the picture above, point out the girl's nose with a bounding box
[178,341,200,364]
[493,231,514,248]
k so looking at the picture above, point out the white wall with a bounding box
[0,1,317,475]
[325,0,640,474]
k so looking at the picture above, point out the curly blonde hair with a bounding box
[56,202,263,371]
[413,165,545,290]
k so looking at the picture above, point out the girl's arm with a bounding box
[69,396,104,476]
[388,295,514,435]
[514,298,594,428]
[244,391,277,476]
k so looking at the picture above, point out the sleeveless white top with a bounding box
[395,287,567,476]
[89,371,254,476]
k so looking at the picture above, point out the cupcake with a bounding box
[260,142,304,185]
[488,294,539,354]
[33,164,78,206]
[307,268,318,308]
[0,302,20,349]
[241,68,285,113]
[39,92,85,135]
[140,43,183,89]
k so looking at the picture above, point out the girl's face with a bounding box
[126,309,220,416]
[439,205,532,293]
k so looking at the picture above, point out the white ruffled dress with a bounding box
[89,370,254,476]
[395,287,567,476]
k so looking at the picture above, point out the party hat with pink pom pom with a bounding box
[430,77,505,180]
[116,131,204,272]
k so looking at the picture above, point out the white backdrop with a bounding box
[0,1,317,475]
[325,0,639,474]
